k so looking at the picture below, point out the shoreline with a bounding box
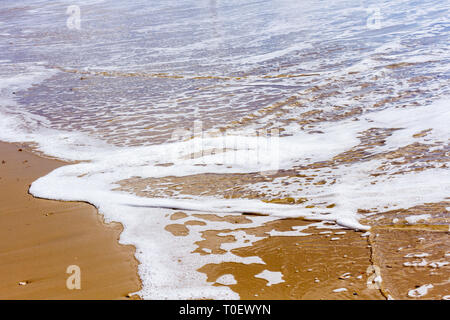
[1,140,447,300]
[0,140,385,300]
[0,141,141,299]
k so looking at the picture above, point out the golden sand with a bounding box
[0,142,141,299]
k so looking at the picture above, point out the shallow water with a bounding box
[1,0,449,299]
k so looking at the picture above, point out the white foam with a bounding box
[215,274,237,286]
[267,225,312,237]
[218,231,266,251]
[428,261,448,268]
[254,270,284,286]
[403,259,428,267]
[405,214,431,224]
[404,253,430,258]
[408,284,433,298]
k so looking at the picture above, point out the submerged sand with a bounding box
[0,142,141,299]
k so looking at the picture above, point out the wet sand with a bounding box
[165,208,449,300]
[363,203,450,300]
[1,139,447,300]
[164,211,386,300]
[0,142,141,299]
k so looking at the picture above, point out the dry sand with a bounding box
[0,142,141,299]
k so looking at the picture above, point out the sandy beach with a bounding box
[0,139,448,299]
[0,140,382,300]
[0,138,381,300]
[0,0,448,301]
[0,141,141,299]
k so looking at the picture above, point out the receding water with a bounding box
[0,0,449,299]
